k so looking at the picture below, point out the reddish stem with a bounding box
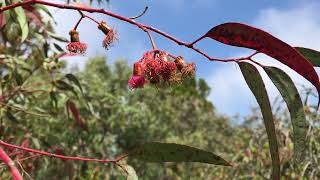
[0,140,127,164]
[0,0,258,63]
[0,147,23,180]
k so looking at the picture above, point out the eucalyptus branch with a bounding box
[0,140,129,164]
[0,0,255,63]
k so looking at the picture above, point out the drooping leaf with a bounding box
[65,74,83,93]
[0,13,6,29]
[238,62,280,179]
[295,47,320,67]
[34,4,53,18]
[131,142,231,166]
[13,4,29,42]
[66,100,86,130]
[201,22,320,103]
[53,43,65,52]
[5,111,19,123]
[55,80,74,91]
[264,66,309,162]
[50,91,59,109]
[47,31,69,42]
[125,165,138,180]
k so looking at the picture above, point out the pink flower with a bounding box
[181,63,196,78]
[98,21,118,49]
[102,30,117,49]
[66,30,87,55]
[66,42,87,54]
[128,75,145,88]
[156,61,176,81]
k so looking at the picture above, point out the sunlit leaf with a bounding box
[13,1,29,42]
[238,62,280,179]
[125,165,138,180]
[202,22,320,104]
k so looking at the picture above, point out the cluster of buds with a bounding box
[66,21,117,55]
[128,50,196,88]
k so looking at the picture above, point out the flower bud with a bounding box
[69,30,80,42]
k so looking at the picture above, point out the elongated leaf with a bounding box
[295,47,320,67]
[0,13,6,29]
[47,31,69,42]
[13,5,29,42]
[202,23,320,103]
[132,142,231,166]
[65,74,83,93]
[238,62,280,179]
[264,67,309,162]
[66,100,86,130]
[35,4,53,18]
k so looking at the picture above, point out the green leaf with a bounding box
[47,31,69,42]
[132,142,231,166]
[50,91,59,109]
[125,165,138,180]
[238,62,280,179]
[13,5,28,42]
[5,111,19,123]
[13,69,23,86]
[53,43,65,52]
[35,4,53,18]
[264,66,309,162]
[295,47,320,67]
[65,74,83,93]
[55,80,74,91]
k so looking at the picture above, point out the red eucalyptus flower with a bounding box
[128,75,145,88]
[181,63,196,78]
[98,21,118,49]
[66,30,87,55]
[128,50,195,88]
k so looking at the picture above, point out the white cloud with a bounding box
[207,2,320,116]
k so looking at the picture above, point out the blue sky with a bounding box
[52,0,320,117]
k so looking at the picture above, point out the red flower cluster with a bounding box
[128,50,196,88]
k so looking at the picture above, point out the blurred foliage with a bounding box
[0,0,320,179]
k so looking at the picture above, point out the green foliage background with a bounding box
[0,0,319,179]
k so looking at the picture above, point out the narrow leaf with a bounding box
[35,4,53,18]
[238,62,280,179]
[202,22,320,103]
[65,74,83,93]
[264,67,309,162]
[66,100,86,130]
[47,31,69,42]
[132,142,231,166]
[295,47,320,67]
[14,6,29,42]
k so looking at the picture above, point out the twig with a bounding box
[0,147,23,180]
[0,140,128,164]
[129,6,148,20]
[0,0,256,63]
